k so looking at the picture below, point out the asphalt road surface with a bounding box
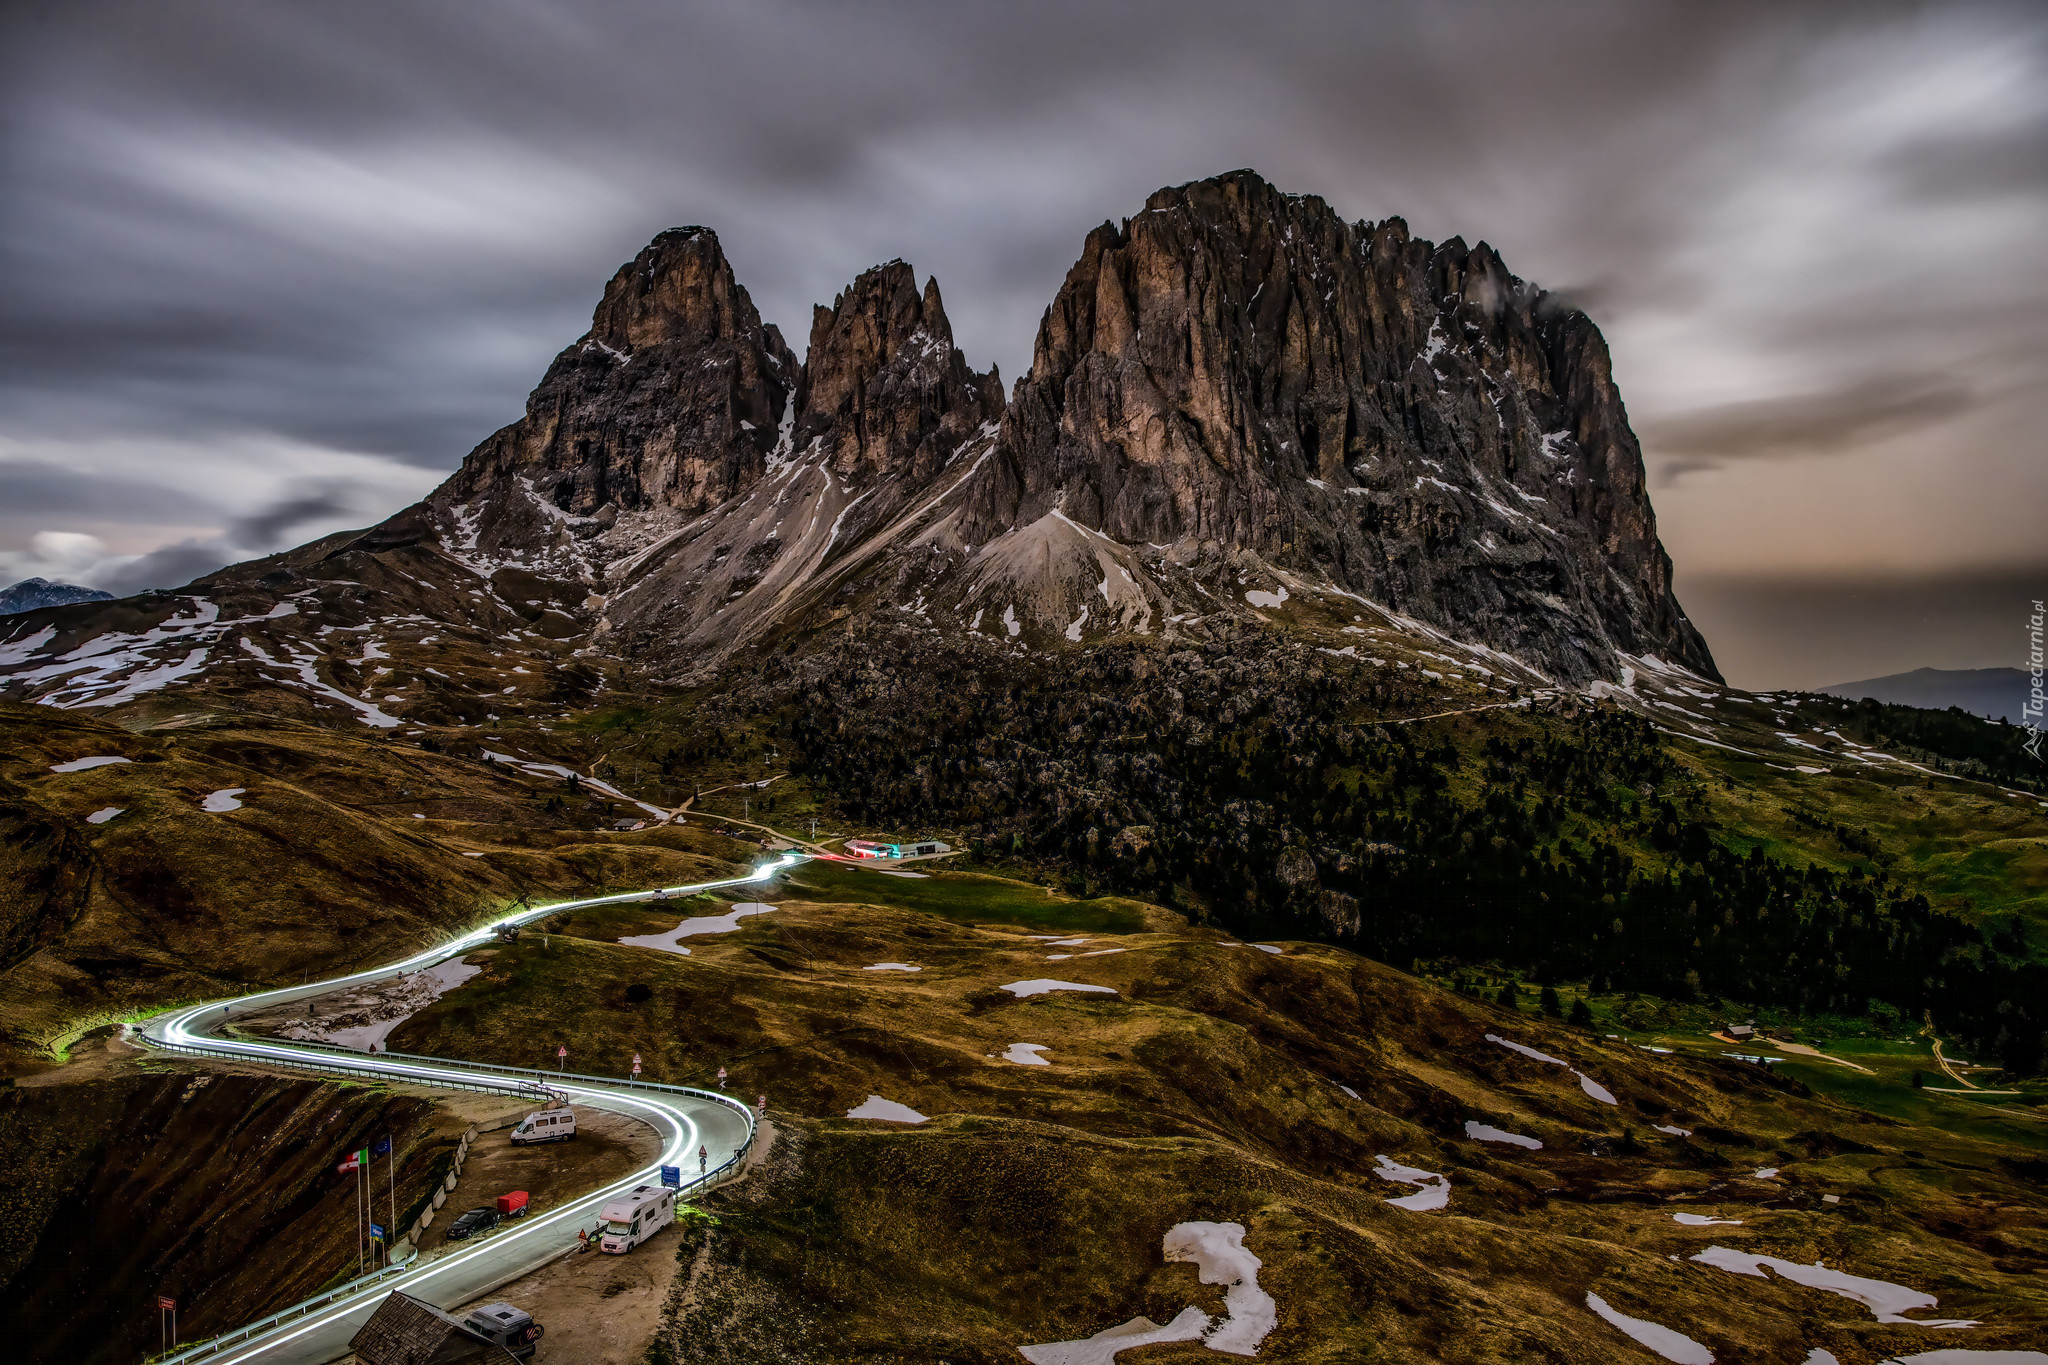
[135,854,805,1365]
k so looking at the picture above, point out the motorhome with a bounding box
[509,1102,576,1145]
[597,1184,675,1253]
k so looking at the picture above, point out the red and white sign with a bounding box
[557,1045,568,1059]
[631,1053,642,1076]
[158,1296,177,1311]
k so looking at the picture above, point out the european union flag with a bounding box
[372,1135,392,1155]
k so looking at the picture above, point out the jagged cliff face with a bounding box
[415,227,800,582]
[794,262,1001,491]
[0,170,1717,721]
[964,173,1710,679]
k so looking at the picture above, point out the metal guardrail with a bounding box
[129,866,791,1365]
[142,1257,418,1365]
[136,1041,757,1365]
[153,1037,554,1103]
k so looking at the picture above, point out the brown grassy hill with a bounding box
[359,873,2048,1362]
[0,700,759,1067]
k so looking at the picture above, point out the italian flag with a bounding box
[337,1147,367,1175]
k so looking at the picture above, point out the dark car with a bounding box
[445,1207,500,1241]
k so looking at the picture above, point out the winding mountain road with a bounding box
[135,854,806,1365]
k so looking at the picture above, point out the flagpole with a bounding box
[387,1133,395,1266]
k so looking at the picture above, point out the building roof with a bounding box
[348,1292,482,1365]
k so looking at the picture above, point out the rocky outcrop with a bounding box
[420,228,798,581]
[575,256,1000,658]
[794,261,1001,490]
[963,170,1714,681]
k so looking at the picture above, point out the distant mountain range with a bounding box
[0,577,112,615]
[1820,666,2030,723]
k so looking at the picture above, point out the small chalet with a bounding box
[349,1292,537,1365]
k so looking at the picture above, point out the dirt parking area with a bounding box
[416,1107,658,1260]
[457,1223,685,1364]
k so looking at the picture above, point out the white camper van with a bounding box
[508,1103,577,1146]
[597,1184,675,1254]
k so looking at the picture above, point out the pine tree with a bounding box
[1496,981,1519,1009]
[1568,998,1594,1028]
[1540,985,1563,1017]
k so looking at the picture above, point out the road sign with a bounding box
[659,1165,681,1188]
[370,1222,385,1241]
[158,1296,176,1311]
[632,1052,642,1065]
[557,1045,568,1058]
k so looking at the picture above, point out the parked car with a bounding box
[445,1207,500,1240]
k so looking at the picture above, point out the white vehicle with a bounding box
[598,1184,675,1253]
[509,1103,577,1145]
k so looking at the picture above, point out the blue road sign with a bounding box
[659,1165,681,1188]
[370,1223,385,1241]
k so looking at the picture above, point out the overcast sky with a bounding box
[2,0,2042,688]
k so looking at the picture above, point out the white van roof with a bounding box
[598,1184,669,1221]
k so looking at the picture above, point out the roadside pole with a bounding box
[356,1151,366,1276]
[380,1132,395,1266]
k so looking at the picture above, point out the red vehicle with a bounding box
[497,1190,530,1218]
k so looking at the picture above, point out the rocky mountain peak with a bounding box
[587,226,766,354]
[793,260,1001,489]
[961,168,1714,681]
[417,225,798,579]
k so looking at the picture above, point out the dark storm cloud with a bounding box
[1644,374,1983,477]
[0,457,211,520]
[93,540,238,599]
[1884,120,2048,199]
[227,480,371,551]
[67,479,384,597]
[2,0,2045,684]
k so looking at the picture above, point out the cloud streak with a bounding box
[1645,374,1984,479]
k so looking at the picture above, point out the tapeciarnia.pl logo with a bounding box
[2027,598,2045,761]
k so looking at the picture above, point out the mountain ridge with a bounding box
[0,578,112,616]
[1822,666,2029,723]
[2,168,1716,724]
[366,168,1715,689]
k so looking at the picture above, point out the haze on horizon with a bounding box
[2,0,2042,690]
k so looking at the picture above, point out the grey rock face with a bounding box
[795,261,1001,492]
[962,170,1714,681]
[420,227,799,581]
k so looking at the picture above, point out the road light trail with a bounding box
[134,853,807,1365]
